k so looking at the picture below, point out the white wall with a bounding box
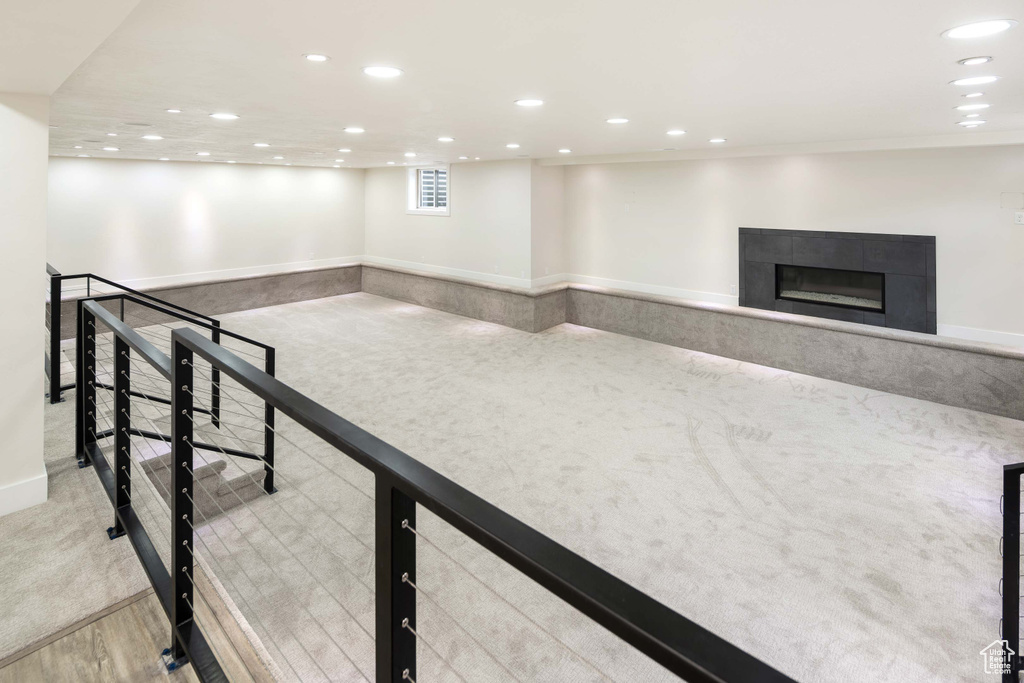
[364,160,534,286]
[0,93,49,515]
[46,145,1024,345]
[47,158,365,289]
[530,163,566,281]
[565,145,1024,343]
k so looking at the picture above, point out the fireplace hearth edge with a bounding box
[738,227,935,334]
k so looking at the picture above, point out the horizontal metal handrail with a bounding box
[86,300,172,378]
[56,272,217,324]
[88,293,273,351]
[173,326,796,683]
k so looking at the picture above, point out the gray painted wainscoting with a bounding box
[55,263,1024,420]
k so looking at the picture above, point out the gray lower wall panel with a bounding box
[58,265,361,339]
[361,266,563,333]
[567,288,1024,421]
[54,261,1024,421]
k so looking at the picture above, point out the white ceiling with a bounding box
[0,0,139,95]
[49,0,1024,168]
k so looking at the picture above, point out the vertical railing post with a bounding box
[1003,465,1022,683]
[263,348,276,494]
[49,273,62,403]
[210,321,221,429]
[77,302,96,467]
[376,477,416,683]
[170,335,195,668]
[109,336,131,539]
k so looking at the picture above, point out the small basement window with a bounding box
[407,166,450,216]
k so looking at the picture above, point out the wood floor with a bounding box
[0,585,268,683]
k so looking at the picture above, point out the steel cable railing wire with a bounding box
[94,319,645,682]
[126,305,267,363]
[101,384,332,683]
[399,520,615,681]
[183,363,373,506]
[84,398,246,677]
[184,360,605,682]
[87,324,328,682]
[175,404,377,593]
[176,379,378,578]
[116,371,374,682]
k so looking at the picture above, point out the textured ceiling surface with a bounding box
[49,0,1024,168]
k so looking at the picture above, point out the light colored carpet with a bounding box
[9,291,1023,683]
[0,396,150,662]
[177,292,1024,683]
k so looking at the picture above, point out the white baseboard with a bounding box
[362,255,534,288]
[937,324,1024,349]
[59,256,363,293]
[0,471,47,518]
[565,273,740,306]
[530,273,571,288]
[53,256,1024,346]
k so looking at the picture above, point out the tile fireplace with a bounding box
[739,228,935,333]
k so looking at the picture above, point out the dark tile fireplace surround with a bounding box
[739,228,936,333]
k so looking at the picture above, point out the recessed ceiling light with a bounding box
[404,152,416,157]
[505,143,520,149]
[458,156,468,160]
[226,160,237,163]
[514,99,544,107]
[958,56,993,66]
[273,156,284,160]
[166,109,181,113]
[666,129,686,136]
[438,137,454,142]
[141,135,163,140]
[196,152,210,156]
[103,147,119,151]
[210,113,240,120]
[387,161,396,165]
[965,113,981,118]
[73,145,82,149]
[963,92,985,98]
[344,127,364,134]
[558,148,572,154]
[956,103,990,110]
[942,20,1018,39]
[77,154,90,158]
[333,165,340,168]
[159,158,169,161]
[337,148,351,153]
[107,133,118,136]
[362,66,403,78]
[285,163,292,166]
[950,75,999,86]
[304,53,330,62]
[335,158,345,162]
[474,157,481,160]
[709,138,727,143]
[958,120,986,126]
[606,118,629,124]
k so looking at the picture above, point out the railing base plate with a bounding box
[161,648,189,673]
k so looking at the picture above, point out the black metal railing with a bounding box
[46,263,220,404]
[1002,463,1024,682]
[153,324,797,683]
[77,295,276,490]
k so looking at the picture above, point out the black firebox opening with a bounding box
[775,264,885,313]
